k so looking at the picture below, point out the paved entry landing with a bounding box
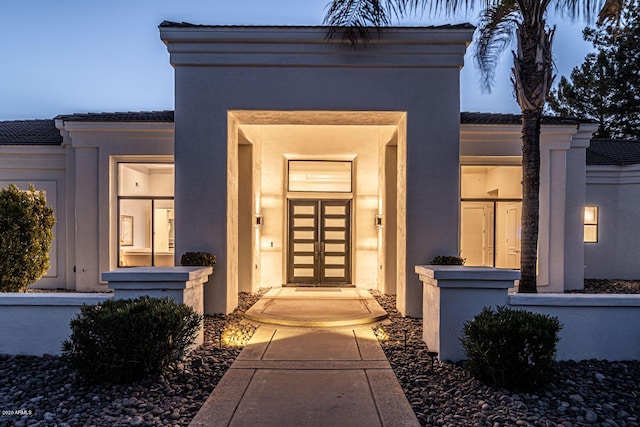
[189,325,420,427]
[243,287,388,327]
[190,289,418,427]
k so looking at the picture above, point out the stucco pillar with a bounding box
[563,131,591,290]
[538,125,593,292]
[74,146,100,292]
[173,98,238,315]
[104,266,212,346]
[416,265,519,361]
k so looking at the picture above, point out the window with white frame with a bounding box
[584,206,599,243]
[117,163,175,267]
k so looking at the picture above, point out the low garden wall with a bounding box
[510,293,640,361]
[416,265,640,362]
[0,293,112,356]
[0,266,213,356]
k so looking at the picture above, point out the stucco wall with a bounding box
[585,164,640,279]
[163,26,473,315]
[0,145,68,289]
[56,122,174,291]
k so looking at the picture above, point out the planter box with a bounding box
[103,266,213,346]
[415,265,519,361]
[0,293,112,356]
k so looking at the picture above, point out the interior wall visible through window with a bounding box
[288,160,352,193]
[117,163,175,267]
[460,165,523,268]
[584,206,598,243]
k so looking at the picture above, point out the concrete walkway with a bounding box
[190,289,420,427]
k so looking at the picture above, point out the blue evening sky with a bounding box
[0,0,596,121]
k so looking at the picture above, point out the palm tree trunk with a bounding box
[519,109,541,293]
[512,3,554,293]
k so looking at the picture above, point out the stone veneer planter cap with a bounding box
[415,265,521,282]
[101,266,213,282]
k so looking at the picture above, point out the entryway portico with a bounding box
[160,23,474,316]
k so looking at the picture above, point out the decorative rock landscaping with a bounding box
[0,292,262,427]
[569,279,640,294]
[374,292,640,427]
[1,285,639,426]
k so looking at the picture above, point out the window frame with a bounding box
[584,206,599,243]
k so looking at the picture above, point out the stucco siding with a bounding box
[0,145,68,289]
[585,164,640,279]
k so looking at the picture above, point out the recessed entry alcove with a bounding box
[227,110,407,297]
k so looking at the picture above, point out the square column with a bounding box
[416,265,519,361]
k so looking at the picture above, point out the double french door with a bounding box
[287,200,351,285]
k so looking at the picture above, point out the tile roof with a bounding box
[5,111,638,167]
[461,112,595,125]
[0,119,62,145]
[587,139,640,166]
[55,111,174,122]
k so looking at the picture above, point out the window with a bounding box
[117,163,175,267]
[288,160,352,193]
[584,206,599,243]
[460,165,523,268]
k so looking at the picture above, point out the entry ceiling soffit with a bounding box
[229,110,405,126]
[231,111,402,145]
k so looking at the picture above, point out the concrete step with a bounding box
[243,288,389,327]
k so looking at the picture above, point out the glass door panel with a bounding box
[119,199,152,267]
[287,200,351,285]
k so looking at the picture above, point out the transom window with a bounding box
[288,160,352,193]
[117,163,174,267]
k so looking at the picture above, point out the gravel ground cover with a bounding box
[2,284,639,426]
[568,280,640,294]
[373,292,640,427]
[0,291,264,427]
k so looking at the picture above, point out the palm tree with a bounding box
[324,0,624,292]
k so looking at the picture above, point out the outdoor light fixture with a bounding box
[375,214,383,229]
[255,213,264,229]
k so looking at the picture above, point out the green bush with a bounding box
[461,306,562,391]
[180,251,216,271]
[62,296,202,384]
[430,255,465,265]
[0,184,55,292]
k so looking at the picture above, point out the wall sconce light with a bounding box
[375,214,383,229]
[255,213,264,229]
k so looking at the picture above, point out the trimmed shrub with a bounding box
[62,296,202,384]
[180,251,216,272]
[430,255,465,265]
[461,306,562,391]
[0,184,55,292]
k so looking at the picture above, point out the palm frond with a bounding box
[597,0,624,25]
[324,0,393,46]
[474,0,521,92]
[323,0,475,46]
[551,0,624,25]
